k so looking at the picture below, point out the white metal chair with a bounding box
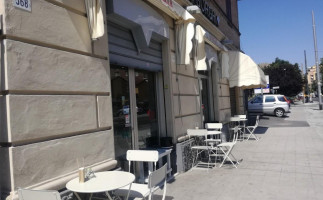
[127,150,159,181]
[205,123,223,145]
[233,115,248,141]
[187,129,210,169]
[217,126,240,168]
[18,188,61,200]
[245,115,260,141]
[115,164,168,200]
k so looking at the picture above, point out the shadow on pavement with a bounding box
[254,126,268,134]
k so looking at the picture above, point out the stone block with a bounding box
[219,108,231,123]
[4,95,98,143]
[173,95,180,116]
[219,96,231,110]
[0,96,7,142]
[180,96,200,116]
[54,0,86,13]
[10,130,114,189]
[173,95,200,117]
[97,96,112,128]
[2,0,94,55]
[172,74,178,94]
[221,84,230,97]
[176,63,196,77]
[175,114,201,138]
[177,75,199,95]
[4,40,109,93]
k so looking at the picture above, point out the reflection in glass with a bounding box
[111,66,132,169]
[135,70,159,149]
[201,78,210,123]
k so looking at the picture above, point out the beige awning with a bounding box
[228,51,267,89]
[85,0,104,40]
[175,10,195,65]
[195,25,207,71]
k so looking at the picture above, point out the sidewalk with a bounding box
[156,101,323,200]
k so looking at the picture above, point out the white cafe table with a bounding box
[66,171,135,200]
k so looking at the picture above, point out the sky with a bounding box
[238,0,323,71]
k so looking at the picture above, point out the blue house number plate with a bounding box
[13,0,32,12]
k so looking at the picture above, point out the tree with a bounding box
[319,58,323,93]
[263,58,303,97]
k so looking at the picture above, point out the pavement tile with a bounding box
[155,102,323,199]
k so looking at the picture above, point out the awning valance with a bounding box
[195,25,207,71]
[228,51,267,89]
[175,10,195,65]
[85,0,104,40]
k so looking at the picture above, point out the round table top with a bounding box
[66,171,135,193]
[230,118,248,122]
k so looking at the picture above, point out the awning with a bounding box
[175,10,195,65]
[194,25,207,71]
[228,51,267,89]
[85,0,104,40]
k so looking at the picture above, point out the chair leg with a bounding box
[162,180,167,200]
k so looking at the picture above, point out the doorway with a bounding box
[111,66,160,169]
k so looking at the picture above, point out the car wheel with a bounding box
[275,108,285,117]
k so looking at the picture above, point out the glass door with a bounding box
[111,66,160,170]
[135,70,159,149]
[111,66,132,169]
[201,78,210,123]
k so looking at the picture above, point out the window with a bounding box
[278,96,286,102]
[252,96,263,103]
[265,96,276,103]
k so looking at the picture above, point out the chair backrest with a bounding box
[205,123,222,130]
[187,129,208,138]
[148,163,167,189]
[234,115,247,119]
[232,126,239,143]
[126,150,159,172]
[18,188,61,200]
[229,117,241,122]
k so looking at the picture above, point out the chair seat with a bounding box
[217,142,234,147]
[191,146,209,150]
[114,183,150,198]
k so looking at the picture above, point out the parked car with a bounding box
[248,94,290,117]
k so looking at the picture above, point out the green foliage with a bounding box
[263,58,304,96]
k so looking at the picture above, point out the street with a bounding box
[155,100,323,200]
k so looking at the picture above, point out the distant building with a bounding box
[307,66,317,85]
[258,63,270,69]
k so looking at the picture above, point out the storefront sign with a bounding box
[13,0,32,12]
[188,0,219,26]
[161,0,173,8]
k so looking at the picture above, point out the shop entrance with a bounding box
[111,66,159,169]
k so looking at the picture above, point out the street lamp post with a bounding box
[312,11,322,110]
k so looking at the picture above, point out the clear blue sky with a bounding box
[238,0,323,70]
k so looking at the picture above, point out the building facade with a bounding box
[0,0,248,199]
[307,65,317,85]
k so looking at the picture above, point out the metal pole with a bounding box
[312,11,322,110]
[304,50,309,103]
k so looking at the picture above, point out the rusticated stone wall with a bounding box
[0,1,116,199]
